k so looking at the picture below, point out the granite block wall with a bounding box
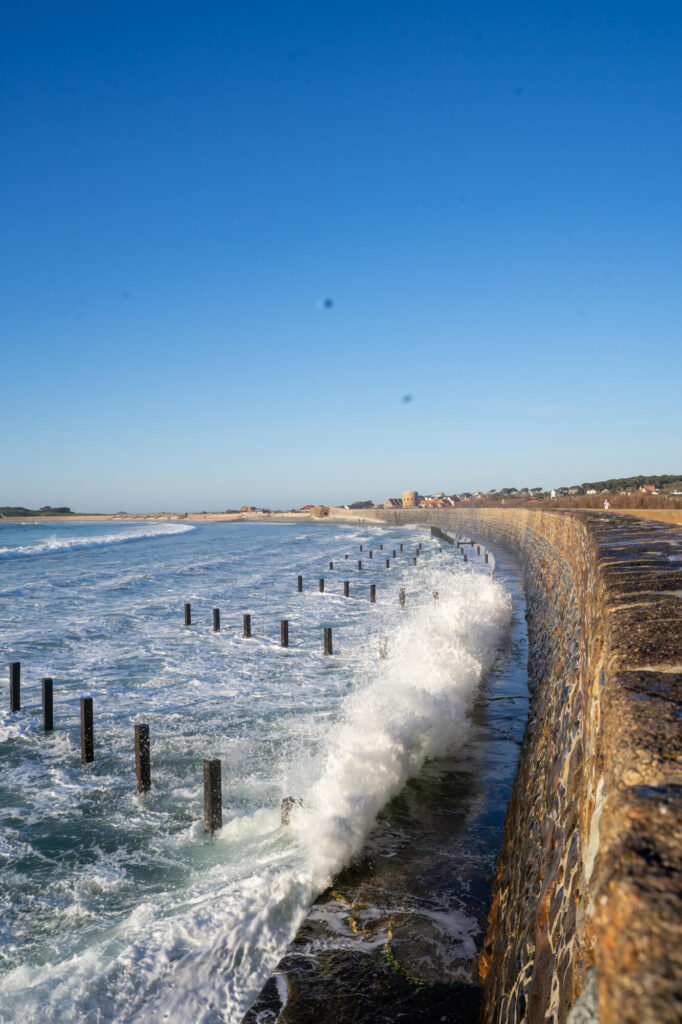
[346,508,682,1024]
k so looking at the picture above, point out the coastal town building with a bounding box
[419,497,455,509]
[384,498,402,509]
[402,491,418,508]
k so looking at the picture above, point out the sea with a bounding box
[0,518,515,1023]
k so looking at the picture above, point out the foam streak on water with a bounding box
[0,521,510,1023]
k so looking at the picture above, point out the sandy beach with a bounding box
[1,511,315,524]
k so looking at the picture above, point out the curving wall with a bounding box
[350,507,682,1024]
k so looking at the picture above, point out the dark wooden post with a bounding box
[399,588,405,606]
[324,627,333,655]
[42,678,53,731]
[213,608,220,632]
[343,581,350,597]
[400,543,403,551]
[380,543,383,550]
[297,574,303,592]
[329,561,334,570]
[477,546,481,555]
[281,620,289,647]
[203,758,222,833]
[463,553,468,562]
[433,591,439,601]
[281,796,302,825]
[385,558,390,568]
[9,662,20,712]
[369,550,373,558]
[370,584,376,603]
[413,557,417,565]
[392,550,396,559]
[418,542,422,550]
[319,578,325,593]
[243,613,252,637]
[80,697,94,763]
[184,603,191,626]
[485,552,489,563]
[360,544,363,551]
[135,724,151,792]
[344,553,348,559]
[357,560,362,571]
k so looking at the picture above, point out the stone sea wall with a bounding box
[343,508,682,1024]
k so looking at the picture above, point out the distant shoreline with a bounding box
[4,507,681,527]
[0,512,315,524]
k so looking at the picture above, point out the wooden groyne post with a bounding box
[281,620,289,647]
[80,697,94,763]
[370,584,376,603]
[135,724,151,792]
[203,759,222,833]
[42,677,53,731]
[184,603,191,626]
[344,581,350,597]
[213,608,221,632]
[324,627,333,655]
[9,662,20,712]
[297,574,303,592]
[243,613,252,637]
[399,588,405,606]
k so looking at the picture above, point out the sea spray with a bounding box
[298,568,511,888]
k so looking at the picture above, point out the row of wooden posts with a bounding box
[8,659,221,830]
[6,531,491,834]
[182,536,431,635]
[185,583,403,638]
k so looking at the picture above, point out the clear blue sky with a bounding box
[3,2,681,511]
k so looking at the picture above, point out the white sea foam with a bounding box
[0,522,511,1024]
[0,523,194,559]
[298,569,511,886]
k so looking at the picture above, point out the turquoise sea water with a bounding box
[0,520,510,1023]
